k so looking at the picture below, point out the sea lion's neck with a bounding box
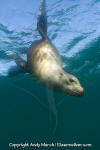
[45,68,65,89]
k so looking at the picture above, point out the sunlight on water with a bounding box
[0,60,16,76]
[0,0,100,76]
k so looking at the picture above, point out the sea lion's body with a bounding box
[11,0,84,96]
[27,38,62,88]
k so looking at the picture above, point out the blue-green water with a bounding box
[0,0,100,149]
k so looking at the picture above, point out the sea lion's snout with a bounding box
[68,86,84,97]
[70,82,84,97]
[77,87,84,96]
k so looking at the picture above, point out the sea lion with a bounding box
[9,0,84,135]
[10,0,84,96]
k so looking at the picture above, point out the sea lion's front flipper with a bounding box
[14,55,28,71]
[37,0,48,39]
[8,55,28,77]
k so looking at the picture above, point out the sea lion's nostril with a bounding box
[82,90,85,95]
[80,89,85,96]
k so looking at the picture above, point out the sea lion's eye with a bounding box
[69,79,75,83]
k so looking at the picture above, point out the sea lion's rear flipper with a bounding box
[8,55,28,76]
[37,0,48,39]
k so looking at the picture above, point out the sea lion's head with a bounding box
[56,71,84,96]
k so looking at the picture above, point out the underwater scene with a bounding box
[0,0,100,149]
